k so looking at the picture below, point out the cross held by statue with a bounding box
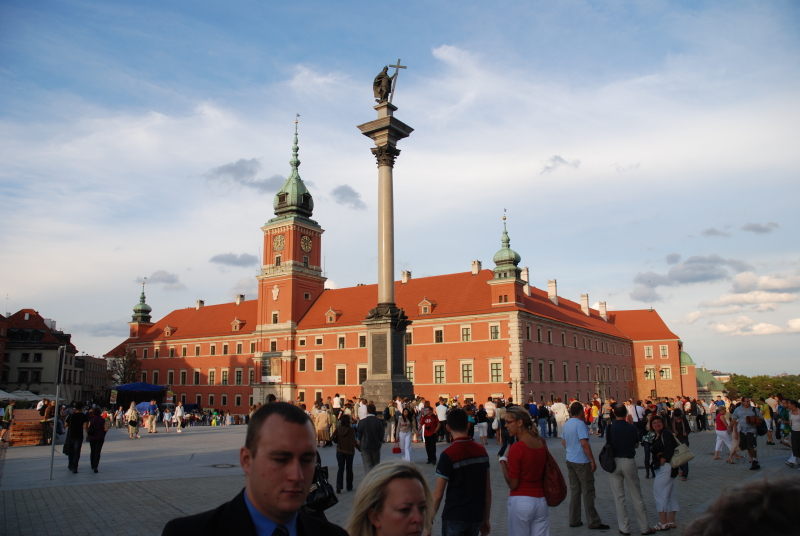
[388,59,406,104]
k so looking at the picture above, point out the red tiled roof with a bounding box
[6,309,77,350]
[520,287,630,339]
[610,309,679,341]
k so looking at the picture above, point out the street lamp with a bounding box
[645,368,665,399]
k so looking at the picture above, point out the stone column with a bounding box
[356,102,415,408]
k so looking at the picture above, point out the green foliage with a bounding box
[723,374,800,402]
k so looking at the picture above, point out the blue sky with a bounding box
[2,0,799,375]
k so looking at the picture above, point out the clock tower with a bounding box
[254,119,326,402]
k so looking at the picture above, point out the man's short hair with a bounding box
[569,401,583,417]
[446,408,468,433]
[367,403,376,414]
[245,402,311,455]
[613,403,627,419]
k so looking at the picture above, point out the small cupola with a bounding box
[492,215,522,280]
[273,117,314,219]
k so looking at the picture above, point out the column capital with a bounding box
[371,145,401,168]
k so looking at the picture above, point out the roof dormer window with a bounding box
[164,325,174,337]
[231,317,245,332]
[278,193,287,204]
[325,307,343,324]
[417,296,436,316]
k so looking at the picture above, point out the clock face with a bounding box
[273,234,285,251]
[300,235,312,252]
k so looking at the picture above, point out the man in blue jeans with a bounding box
[433,408,491,536]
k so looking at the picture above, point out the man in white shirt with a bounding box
[484,396,497,439]
[435,401,448,442]
[357,398,369,421]
[332,393,342,418]
[551,397,568,438]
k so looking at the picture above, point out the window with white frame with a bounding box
[490,362,502,383]
[644,345,653,358]
[338,336,345,349]
[660,345,669,358]
[336,367,346,385]
[461,327,471,342]
[461,363,473,383]
[661,367,672,380]
[406,364,414,382]
[435,329,443,343]
[315,356,323,371]
[490,325,500,340]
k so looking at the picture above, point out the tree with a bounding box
[724,373,800,402]
[108,349,142,385]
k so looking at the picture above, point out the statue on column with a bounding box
[373,66,394,103]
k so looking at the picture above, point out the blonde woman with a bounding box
[500,407,550,536]
[126,402,140,439]
[347,461,433,536]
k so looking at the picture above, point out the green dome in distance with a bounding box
[132,282,152,323]
[492,215,522,279]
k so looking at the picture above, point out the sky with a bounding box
[1,0,799,375]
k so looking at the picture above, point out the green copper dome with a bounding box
[273,120,314,219]
[493,218,522,279]
[132,284,152,323]
[680,351,696,366]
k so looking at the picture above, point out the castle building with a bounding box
[106,126,697,410]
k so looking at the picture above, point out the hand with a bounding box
[590,460,597,473]
[480,518,491,535]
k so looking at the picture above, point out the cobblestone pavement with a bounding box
[2,424,798,535]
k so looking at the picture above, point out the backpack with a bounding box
[383,407,391,421]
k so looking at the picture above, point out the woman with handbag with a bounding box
[650,415,679,531]
[397,407,417,462]
[671,409,691,480]
[126,402,140,439]
[499,407,551,536]
[331,414,357,493]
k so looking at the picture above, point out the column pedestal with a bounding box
[360,304,413,408]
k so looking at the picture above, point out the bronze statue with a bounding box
[373,66,394,104]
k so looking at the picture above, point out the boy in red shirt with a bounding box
[421,406,441,464]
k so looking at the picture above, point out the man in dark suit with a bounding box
[162,402,349,536]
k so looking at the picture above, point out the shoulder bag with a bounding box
[599,427,616,473]
[303,452,338,513]
[670,442,694,468]
[540,440,567,506]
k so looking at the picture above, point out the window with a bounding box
[153,371,160,385]
[142,349,148,359]
[315,357,323,371]
[315,337,323,345]
[275,256,281,267]
[358,367,367,385]
[249,369,254,384]
[337,368,346,385]
[644,346,653,358]
[304,292,311,300]
[141,371,147,382]
[490,363,502,382]
[615,366,618,381]
[405,332,412,345]
[575,364,580,381]
[561,332,566,345]
[299,339,306,347]
[272,313,279,324]
[237,343,242,355]
[645,368,655,380]
[406,365,414,382]
[169,348,175,358]
[221,370,228,385]
[680,366,688,375]
[435,365,445,384]
[18,370,29,382]
[223,344,228,355]
[461,327,471,342]
[490,325,500,340]
[359,335,366,348]
[195,346,200,357]
[210,345,216,356]
[32,370,41,382]
[154,348,159,358]
[527,361,533,381]
[596,365,601,380]
[250,342,256,353]
[194,371,200,385]
[195,394,202,405]
[662,367,672,380]
[209,394,215,406]
[182,347,187,357]
[270,341,277,352]
[235,394,241,407]
[434,330,443,343]
[563,363,568,381]
[298,358,306,372]
[303,256,309,268]
[339,336,346,349]
[209,370,216,385]
[539,362,544,381]
[549,362,554,382]
[537,327,542,342]
[422,306,429,314]
[165,371,173,385]
[461,363,473,383]
[180,371,186,385]
[660,345,669,358]
[21,353,29,362]
[249,395,254,406]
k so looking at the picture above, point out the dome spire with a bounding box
[272,114,315,220]
[492,211,521,280]
[132,279,152,323]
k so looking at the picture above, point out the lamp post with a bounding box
[645,368,665,398]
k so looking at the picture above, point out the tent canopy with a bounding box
[115,382,164,392]
[0,390,17,400]
[136,401,153,414]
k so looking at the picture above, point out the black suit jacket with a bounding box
[162,489,349,536]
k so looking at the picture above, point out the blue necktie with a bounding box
[272,526,289,536]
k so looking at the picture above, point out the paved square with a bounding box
[1,424,796,535]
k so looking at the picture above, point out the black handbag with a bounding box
[303,452,338,513]
[599,428,616,472]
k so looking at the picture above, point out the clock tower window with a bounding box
[303,256,309,268]
[275,256,281,267]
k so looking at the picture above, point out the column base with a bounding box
[361,378,414,410]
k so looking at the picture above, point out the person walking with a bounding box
[174,401,185,432]
[65,403,89,473]
[86,408,108,473]
[731,397,764,471]
[551,398,568,438]
[163,407,173,433]
[126,402,140,439]
[485,396,497,440]
[649,415,679,531]
[397,407,417,463]
[562,401,609,530]
[357,403,384,473]
[499,407,549,536]
[431,407,491,536]
[712,406,734,461]
[420,406,441,464]
[331,414,357,493]
[0,399,15,443]
[671,409,691,481]
[783,399,800,469]
[315,405,331,447]
[537,404,550,438]
[607,404,655,535]
[148,400,159,433]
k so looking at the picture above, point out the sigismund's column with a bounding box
[356,67,414,408]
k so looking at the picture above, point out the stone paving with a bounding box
[1,424,798,535]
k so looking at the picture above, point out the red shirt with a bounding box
[507,440,546,497]
[420,414,439,437]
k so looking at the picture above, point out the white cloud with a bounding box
[229,277,257,299]
[682,306,744,324]
[731,270,800,293]
[741,222,779,234]
[712,316,800,336]
[135,271,186,292]
[701,291,798,307]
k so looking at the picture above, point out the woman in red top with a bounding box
[499,407,550,536]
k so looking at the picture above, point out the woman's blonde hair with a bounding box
[505,407,540,438]
[347,461,433,536]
